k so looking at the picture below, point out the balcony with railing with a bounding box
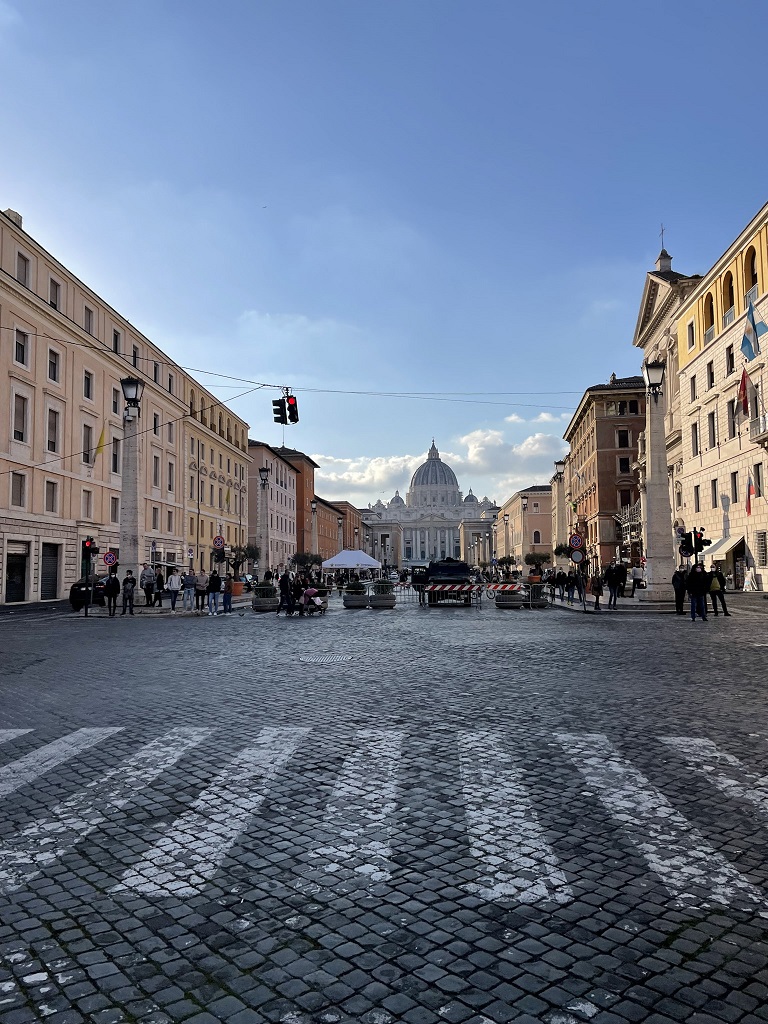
[722,305,735,328]
[746,284,759,307]
[751,415,768,449]
[704,324,716,345]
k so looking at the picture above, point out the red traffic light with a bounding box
[287,395,299,424]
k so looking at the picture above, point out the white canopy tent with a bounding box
[322,549,382,571]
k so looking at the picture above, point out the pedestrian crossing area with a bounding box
[0,726,766,911]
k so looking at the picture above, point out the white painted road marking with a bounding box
[0,729,33,748]
[557,732,766,908]
[0,727,211,894]
[115,727,309,897]
[660,736,768,817]
[458,731,572,903]
[309,729,402,883]
[0,728,122,800]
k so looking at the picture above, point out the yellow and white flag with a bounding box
[94,423,107,460]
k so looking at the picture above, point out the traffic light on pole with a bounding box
[82,537,99,558]
[272,398,287,424]
[693,529,711,553]
[287,395,299,423]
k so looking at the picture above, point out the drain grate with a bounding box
[299,654,353,664]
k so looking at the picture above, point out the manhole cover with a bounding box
[299,654,353,664]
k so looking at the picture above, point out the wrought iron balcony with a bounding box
[750,415,768,449]
[723,305,735,328]
[745,284,759,307]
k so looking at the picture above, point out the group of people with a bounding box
[275,570,327,615]
[102,564,236,616]
[550,561,645,610]
[672,562,729,621]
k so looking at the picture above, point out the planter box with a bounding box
[231,581,244,597]
[369,594,396,609]
[495,593,527,609]
[343,593,369,609]
[252,595,279,612]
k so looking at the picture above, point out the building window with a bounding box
[726,345,735,375]
[619,489,632,507]
[617,430,629,448]
[168,462,175,493]
[189,516,194,535]
[628,400,639,414]
[48,350,60,382]
[112,388,120,414]
[47,409,59,453]
[210,483,214,505]
[84,370,94,400]
[532,530,541,544]
[675,483,682,509]
[728,400,738,439]
[14,329,28,366]
[694,485,700,513]
[10,472,25,507]
[218,487,223,508]
[756,531,768,567]
[111,329,120,354]
[168,373,174,395]
[152,506,159,530]
[690,376,697,402]
[167,421,174,444]
[691,422,699,457]
[723,272,735,326]
[152,455,160,487]
[84,306,94,335]
[16,252,29,287]
[153,413,160,436]
[687,321,695,349]
[110,496,120,523]
[167,510,174,533]
[619,456,630,473]
[153,362,160,384]
[703,293,715,343]
[82,489,92,519]
[189,476,194,500]
[13,394,28,442]
[707,361,715,389]
[49,279,60,309]
[132,345,139,368]
[711,479,718,509]
[82,423,93,463]
[45,480,58,513]
[745,246,759,305]
[111,438,120,474]
[755,463,764,498]
[707,411,717,449]
[731,471,739,503]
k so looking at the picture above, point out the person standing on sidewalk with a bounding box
[104,572,120,617]
[121,571,136,615]
[709,563,731,617]
[590,571,604,612]
[630,563,644,597]
[195,570,209,614]
[140,564,155,606]
[207,568,222,615]
[222,573,233,614]
[604,560,621,609]
[671,564,688,615]
[686,563,710,622]
[152,568,165,608]
[182,569,197,612]
[166,568,182,613]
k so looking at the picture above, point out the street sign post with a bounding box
[187,547,194,559]
[103,552,117,567]
[570,548,584,564]
[568,533,584,549]
[212,536,225,550]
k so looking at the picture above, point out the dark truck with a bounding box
[411,557,474,605]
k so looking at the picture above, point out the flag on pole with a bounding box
[94,423,107,460]
[747,475,756,517]
[225,486,231,509]
[738,368,751,415]
[741,301,765,361]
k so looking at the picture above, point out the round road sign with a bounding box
[187,547,194,558]
[569,533,584,549]
[212,535,225,550]
[103,552,117,566]
[570,548,585,564]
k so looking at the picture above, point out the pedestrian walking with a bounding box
[565,570,576,605]
[121,570,136,615]
[617,562,628,598]
[195,570,209,613]
[166,568,182,612]
[182,570,197,611]
[207,568,222,615]
[686,563,710,622]
[104,572,120,616]
[152,568,165,607]
[222,573,233,614]
[590,572,603,612]
[604,559,621,609]
[555,569,567,602]
[709,563,731,617]
[630,563,644,597]
[671,564,688,615]
[140,563,155,606]
[277,570,295,615]
[292,574,305,614]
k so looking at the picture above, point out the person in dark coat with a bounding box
[152,569,165,607]
[671,565,688,615]
[121,571,136,615]
[709,563,730,617]
[555,569,568,602]
[277,571,295,615]
[590,572,604,612]
[604,560,622,609]
[686,563,710,621]
[104,572,120,617]
[207,569,223,615]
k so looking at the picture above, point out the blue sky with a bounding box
[1,0,766,505]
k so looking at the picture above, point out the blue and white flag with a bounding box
[741,301,766,361]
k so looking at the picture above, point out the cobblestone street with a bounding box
[1,600,768,1024]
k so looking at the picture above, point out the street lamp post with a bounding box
[258,466,270,576]
[354,526,359,550]
[119,377,145,576]
[311,498,318,557]
[337,516,344,553]
[503,513,510,565]
[640,360,676,602]
[492,522,497,570]
[485,531,490,567]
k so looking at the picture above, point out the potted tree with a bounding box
[524,551,551,582]
[369,578,396,609]
[343,576,369,609]
[228,543,260,596]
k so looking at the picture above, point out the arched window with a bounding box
[703,293,715,343]
[532,530,541,544]
[218,413,223,436]
[200,403,207,426]
[745,246,759,305]
[226,418,232,443]
[722,272,735,325]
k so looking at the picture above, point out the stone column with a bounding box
[119,406,141,576]
[640,389,676,602]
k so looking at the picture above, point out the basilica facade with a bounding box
[361,442,499,568]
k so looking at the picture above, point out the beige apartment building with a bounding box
[0,207,249,603]
[676,203,768,589]
[493,487,551,567]
[247,441,298,573]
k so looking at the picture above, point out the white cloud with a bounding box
[504,413,525,423]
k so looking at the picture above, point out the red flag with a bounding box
[747,475,756,517]
[738,368,751,415]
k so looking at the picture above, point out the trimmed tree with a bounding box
[524,551,552,574]
[291,552,323,572]
[228,543,260,580]
[554,543,571,559]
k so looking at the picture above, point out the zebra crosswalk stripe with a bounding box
[0,728,122,801]
[0,730,33,749]
[458,731,572,903]
[307,729,402,884]
[114,727,309,897]
[660,736,768,817]
[557,732,766,909]
[0,727,211,895]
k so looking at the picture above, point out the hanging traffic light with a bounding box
[272,398,287,424]
[287,395,299,423]
[693,529,711,553]
[679,531,694,558]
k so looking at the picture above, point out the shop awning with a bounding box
[703,534,743,560]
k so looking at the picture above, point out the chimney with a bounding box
[3,209,22,228]
[655,248,672,273]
